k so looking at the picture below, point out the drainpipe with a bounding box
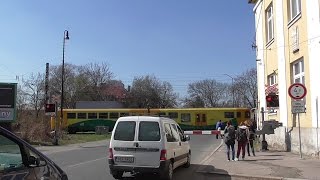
[316,97,319,158]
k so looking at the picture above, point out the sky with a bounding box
[0,0,256,97]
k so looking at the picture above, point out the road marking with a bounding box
[67,157,107,168]
[199,139,223,165]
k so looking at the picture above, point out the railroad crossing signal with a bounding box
[45,103,56,114]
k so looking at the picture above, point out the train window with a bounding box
[88,113,97,119]
[224,112,234,118]
[77,113,87,119]
[120,112,129,117]
[67,113,76,119]
[245,111,251,118]
[237,112,241,118]
[181,113,191,122]
[110,112,119,119]
[168,112,178,119]
[99,113,108,119]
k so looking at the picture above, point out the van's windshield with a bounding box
[114,121,136,141]
[138,121,160,141]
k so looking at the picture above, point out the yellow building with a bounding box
[249,0,320,156]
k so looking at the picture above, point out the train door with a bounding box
[195,114,207,126]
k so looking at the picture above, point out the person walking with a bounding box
[247,120,256,156]
[216,120,222,139]
[235,122,249,161]
[224,121,236,161]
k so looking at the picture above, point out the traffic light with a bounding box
[45,103,56,113]
[266,94,279,107]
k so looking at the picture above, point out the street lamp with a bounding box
[224,74,235,107]
[60,30,69,132]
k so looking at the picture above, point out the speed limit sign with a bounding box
[288,83,307,99]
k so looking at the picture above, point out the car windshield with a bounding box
[114,121,136,141]
[138,121,160,141]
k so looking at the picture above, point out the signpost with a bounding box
[288,83,307,159]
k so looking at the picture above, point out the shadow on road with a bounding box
[118,164,231,180]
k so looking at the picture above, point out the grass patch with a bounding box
[58,133,111,145]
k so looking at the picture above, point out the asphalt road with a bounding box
[43,135,222,180]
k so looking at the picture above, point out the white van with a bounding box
[108,116,191,180]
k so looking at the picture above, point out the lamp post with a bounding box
[224,74,234,107]
[60,30,69,137]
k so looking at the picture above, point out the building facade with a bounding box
[249,0,320,156]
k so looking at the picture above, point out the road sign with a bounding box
[288,83,307,99]
[292,100,306,113]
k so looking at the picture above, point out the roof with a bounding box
[118,116,174,122]
[75,101,124,109]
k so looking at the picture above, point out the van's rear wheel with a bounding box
[161,162,173,180]
[111,170,123,179]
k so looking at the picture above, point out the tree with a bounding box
[49,63,78,108]
[22,73,45,118]
[233,68,257,108]
[182,96,205,108]
[128,75,178,108]
[79,62,114,101]
[187,79,227,107]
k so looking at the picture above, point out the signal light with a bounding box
[45,103,56,113]
[266,94,279,107]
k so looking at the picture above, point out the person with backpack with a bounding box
[247,120,256,156]
[224,121,236,161]
[235,122,249,161]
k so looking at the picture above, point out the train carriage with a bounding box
[54,108,251,134]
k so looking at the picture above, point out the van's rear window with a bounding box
[114,121,136,141]
[138,122,160,141]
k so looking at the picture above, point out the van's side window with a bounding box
[173,124,184,140]
[164,123,175,142]
[138,122,160,141]
[114,121,136,141]
[0,135,24,171]
[170,124,181,142]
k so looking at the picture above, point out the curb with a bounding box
[196,171,306,180]
[200,139,224,165]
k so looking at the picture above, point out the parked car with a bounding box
[0,126,68,180]
[108,116,191,180]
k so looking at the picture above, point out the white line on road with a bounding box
[199,139,223,165]
[67,157,107,168]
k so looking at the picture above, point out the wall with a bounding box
[265,127,320,157]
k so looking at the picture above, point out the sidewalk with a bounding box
[197,140,320,180]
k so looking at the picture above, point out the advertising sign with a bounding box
[0,83,17,122]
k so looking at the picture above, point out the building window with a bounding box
[293,58,304,84]
[268,73,277,85]
[266,3,274,43]
[288,0,301,21]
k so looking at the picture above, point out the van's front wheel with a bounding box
[183,152,191,168]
